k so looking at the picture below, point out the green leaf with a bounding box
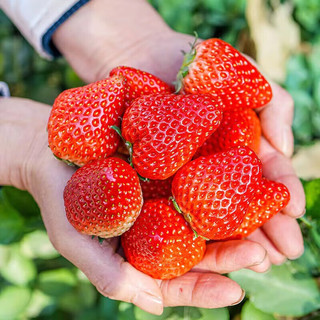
[229,264,320,316]
[2,186,40,218]
[0,244,37,285]
[241,301,276,320]
[303,178,320,219]
[37,268,77,297]
[119,302,136,320]
[0,191,25,244]
[0,286,32,320]
[24,289,56,318]
[198,308,229,320]
[135,306,174,320]
[21,230,59,260]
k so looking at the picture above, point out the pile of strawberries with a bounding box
[47,38,290,280]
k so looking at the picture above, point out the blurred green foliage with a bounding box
[1,0,320,319]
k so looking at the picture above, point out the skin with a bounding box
[0,0,305,315]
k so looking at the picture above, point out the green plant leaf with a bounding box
[229,264,320,316]
[37,268,77,297]
[303,178,320,219]
[2,186,40,218]
[0,286,32,320]
[0,244,37,285]
[21,230,59,260]
[241,301,276,320]
[0,191,25,244]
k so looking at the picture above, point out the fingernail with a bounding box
[280,125,293,157]
[231,289,246,306]
[135,292,163,315]
[251,249,268,267]
[297,208,306,218]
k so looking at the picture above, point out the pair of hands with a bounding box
[0,0,305,315]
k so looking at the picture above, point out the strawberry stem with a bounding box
[174,32,199,93]
[169,196,183,214]
[111,125,149,182]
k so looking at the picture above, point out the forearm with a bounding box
[52,0,188,83]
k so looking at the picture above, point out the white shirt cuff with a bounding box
[0,0,90,59]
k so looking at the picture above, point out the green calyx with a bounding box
[111,125,148,182]
[174,32,199,93]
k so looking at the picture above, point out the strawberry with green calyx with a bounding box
[121,93,223,180]
[110,66,172,109]
[176,38,273,110]
[229,177,290,239]
[172,146,262,240]
[48,75,126,167]
[195,107,261,157]
[121,198,206,280]
[64,157,143,238]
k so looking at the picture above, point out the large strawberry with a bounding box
[121,198,206,280]
[48,75,126,166]
[110,66,172,109]
[140,177,173,200]
[172,146,262,240]
[230,177,290,239]
[176,38,272,109]
[195,107,261,157]
[64,157,143,238]
[121,93,223,180]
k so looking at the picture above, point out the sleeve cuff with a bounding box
[0,82,10,97]
[42,0,91,58]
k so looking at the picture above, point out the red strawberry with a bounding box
[176,38,272,109]
[48,75,126,166]
[140,176,173,200]
[230,177,290,239]
[172,146,262,240]
[64,157,143,238]
[121,198,206,280]
[196,107,261,157]
[110,66,172,109]
[121,93,223,180]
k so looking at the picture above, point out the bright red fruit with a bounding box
[121,198,206,280]
[176,38,272,109]
[64,157,143,238]
[230,177,290,239]
[140,177,173,200]
[196,107,261,157]
[122,93,223,180]
[48,75,126,166]
[110,66,172,109]
[172,146,262,240]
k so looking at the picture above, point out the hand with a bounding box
[1,97,274,314]
[53,0,305,264]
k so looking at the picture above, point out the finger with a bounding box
[262,213,304,260]
[160,272,245,308]
[247,228,287,265]
[256,81,294,157]
[259,137,306,218]
[193,240,269,274]
[36,164,164,315]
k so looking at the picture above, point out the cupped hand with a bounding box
[1,97,273,314]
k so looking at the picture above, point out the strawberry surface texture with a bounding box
[110,66,172,109]
[196,107,261,156]
[121,198,206,280]
[64,157,143,238]
[122,93,223,180]
[48,75,126,166]
[230,177,290,238]
[177,38,273,109]
[172,146,263,240]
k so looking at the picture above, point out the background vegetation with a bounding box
[0,0,319,319]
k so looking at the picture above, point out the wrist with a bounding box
[0,98,50,191]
